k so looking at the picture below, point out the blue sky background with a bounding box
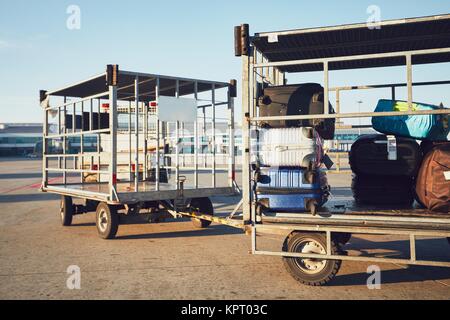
[1,0,449,123]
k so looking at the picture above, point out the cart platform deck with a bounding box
[44,182,235,204]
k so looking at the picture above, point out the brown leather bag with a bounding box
[415,143,450,213]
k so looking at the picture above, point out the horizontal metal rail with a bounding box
[45,168,104,174]
[45,91,110,111]
[119,70,230,87]
[43,185,109,201]
[253,224,450,268]
[255,223,450,237]
[46,128,110,139]
[253,47,450,69]
[162,166,229,171]
[330,80,450,92]
[254,14,450,38]
[251,108,450,122]
[264,212,450,226]
[253,250,450,268]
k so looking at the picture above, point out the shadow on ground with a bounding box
[331,265,450,287]
[0,193,59,203]
[329,236,450,286]
[116,224,243,240]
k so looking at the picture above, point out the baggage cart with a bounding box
[235,14,450,285]
[40,66,241,238]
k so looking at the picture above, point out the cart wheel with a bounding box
[60,196,73,226]
[282,232,341,286]
[307,200,318,216]
[190,197,213,228]
[332,232,352,245]
[95,202,119,239]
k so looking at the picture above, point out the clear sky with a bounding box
[1,0,450,123]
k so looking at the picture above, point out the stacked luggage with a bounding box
[350,99,449,212]
[254,83,335,215]
[349,134,422,205]
[415,141,450,213]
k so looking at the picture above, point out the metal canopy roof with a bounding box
[252,14,450,73]
[47,70,229,101]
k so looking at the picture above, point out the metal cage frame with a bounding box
[40,66,237,205]
[239,16,450,268]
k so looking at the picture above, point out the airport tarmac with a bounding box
[0,157,449,300]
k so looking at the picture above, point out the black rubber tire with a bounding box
[332,232,352,245]
[282,232,341,286]
[95,202,119,239]
[60,196,73,226]
[190,197,214,228]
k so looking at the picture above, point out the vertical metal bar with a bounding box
[89,99,93,131]
[63,97,67,185]
[410,234,416,262]
[406,54,413,110]
[194,81,199,188]
[211,83,216,188]
[242,51,252,222]
[109,86,118,201]
[144,101,148,181]
[69,103,78,176]
[155,77,160,191]
[180,122,185,167]
[250,49,257,224]
[57,106,62,171]
[326,231,332,255]
[228,87,235,188]
[80,101,84,184]
[42,104,48,188]
[72,103,76,134]
[391,86,396,101]
[175,121,179,185]
[128,100,132,182]
[335,89,341,154]
[194,122,199,188]
[134,77,139,192]
[202,105,207,168]
[251,227,257,254]
[97,99,101,184]
[324,61,329,115]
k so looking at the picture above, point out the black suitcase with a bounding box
[349,134,422,177]
[352,174,414,205]
[148,168,169,183]
[420,139,450,156]
[258,83,336,140]
[65,112,109,131]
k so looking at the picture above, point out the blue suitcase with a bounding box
[255,167,329,214]
[372,99,449,140]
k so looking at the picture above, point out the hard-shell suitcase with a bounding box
[372,99,450,140]
[258,83,336,140]
[415,143,450,213]
[257,127,321,168]
[256,167,330,214]
[351,174,414,205]
[349,134,422,177]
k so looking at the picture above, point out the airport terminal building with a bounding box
[0,123,42,156]
[0,122,375,157]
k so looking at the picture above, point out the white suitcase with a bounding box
[256,127,322,167]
